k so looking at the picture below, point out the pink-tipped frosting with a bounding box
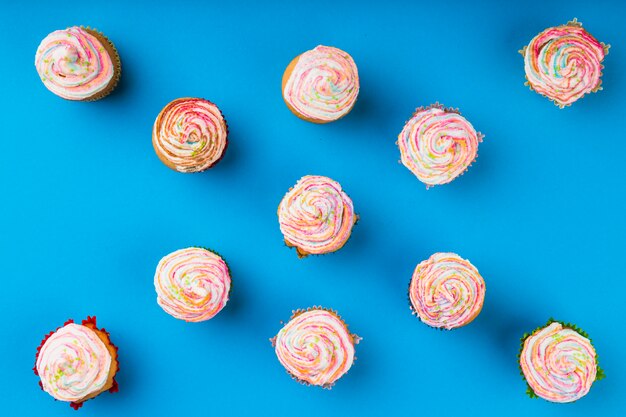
[522,19,609,107]
[35,26,116,100]
[273,308,358,388]
[278,175,356,256]
[397,104,482,187]
[283,45,359,122]
[520,322,598,403]
[409,252,485,329]
[154,247,231,322]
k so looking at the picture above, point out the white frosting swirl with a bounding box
[35,323,112,402]
[283,45,359,123]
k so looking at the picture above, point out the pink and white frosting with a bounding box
[154,247,231,322]
[278,175,356,256]
[520,322,598,403]
[35,323,112,402]
[35,26,115,100]
[523,19,609,107]
[153,98,228,173]
[409,252,485,329]
[283,45,359,122]
[273,309,357,387]
[398,105,482,187]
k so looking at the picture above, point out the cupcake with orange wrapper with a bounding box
[153,98,229,173]
[271,307,360,388]
[409,252,485,329]
[397,104,482,188]
[35,26,121,101]
[277,175,357,258]
[282,45,359,123]
[154,247,231,322]
[519,319,605,403]
[521,19,609,108]
[34,316,119,410]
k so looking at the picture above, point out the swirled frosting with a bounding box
[278,175,356,257]
[153,98,228,173]
[398,105,482,187]
[35,323,112,402]
[154,247,231,322]
[522,19,609,107]
[409,252,485,329]
[35,26,116,100]
[283,45,359,123]
[520,322,598,402]
[273,309,357,387]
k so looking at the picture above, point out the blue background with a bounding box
[1,1,624,416]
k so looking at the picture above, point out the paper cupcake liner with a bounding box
[519,19,610,108]
[517,318,605,400]
[152,98,229,173]
[80,27,122,102]
[270,306,361,389]
[397,103,483,189]
[34,316,120,410]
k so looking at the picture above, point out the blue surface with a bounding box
[1,1,624,416]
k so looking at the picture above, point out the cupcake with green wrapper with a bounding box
[519,319,604,402]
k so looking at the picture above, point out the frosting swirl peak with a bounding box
[283,45,359,123]
[35,26,117,101]
[522,19,609,107]
[35,323,112,402]
[154,247,231,322]
[278,175,356,257]
[273,308,358,387]
[520,321,600,402]
[153,98,228,173]
[398,104,482,187]
[409,252,485,329]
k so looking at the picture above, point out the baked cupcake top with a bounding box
[35,321,113,402]
[283,45,359,123]
[35,26,116,100]
[278,175,356,257]
[398,104,482,187]
[522,19,609,108]
[272,308,358,388]
[154,247,231,322]
[520,321,602,403]
[153,98,228,173]
[409,252,485,329]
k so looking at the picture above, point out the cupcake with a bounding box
[282,45,359,123]
[397,104,482,187]
[154,247,231,322]
[519,319,604,402]
[35,26,121,101]
[277,175,357,258]
[521,19,609,108]
[34,317,119,409]
[153,98,229,173]
[271,307,359,388]
[409,252,485,329]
